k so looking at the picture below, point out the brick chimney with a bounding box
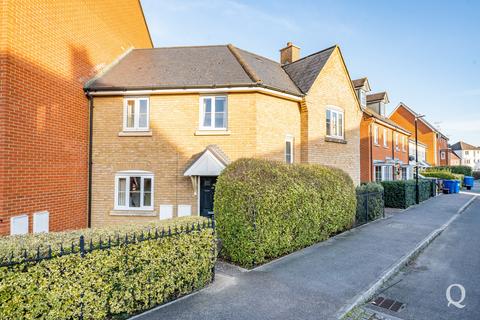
[280,42,300,65]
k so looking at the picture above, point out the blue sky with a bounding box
[141,0,480,145]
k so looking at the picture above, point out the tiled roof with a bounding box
[282,46,336,94]
[352,77,367,88]
[367,92,388,103]
[363,108,411,135]
[86,44,315,96]
[450,141,480,151]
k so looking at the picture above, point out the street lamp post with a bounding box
[415,114,425,204]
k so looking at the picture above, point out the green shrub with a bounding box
[427,165,472,176]
[356,183,384,224]
[422,171,457,180]
[381,179,434,208]
[214,158,356,268]
[0,217,215,319]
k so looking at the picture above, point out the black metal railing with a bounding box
[1,218,215,268]
[355,191,385,226]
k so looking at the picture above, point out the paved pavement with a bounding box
[364,196,480,320]
[133,194,475,320]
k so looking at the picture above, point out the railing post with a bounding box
[79,235,85,258]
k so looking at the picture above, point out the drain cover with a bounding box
[371,296,405,312]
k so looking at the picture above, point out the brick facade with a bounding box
[0,1,152,235]
[91,93,302,226]
[389,104,447,166]
[90,47,362,226]
[302,48,362,184]
[360,115,410,183]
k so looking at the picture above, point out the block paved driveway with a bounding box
[133,194,475,320]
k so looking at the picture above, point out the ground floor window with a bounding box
[401,167,409,180]
[374,165,393,182]
[285,135,294,164]
[115,171,154,210]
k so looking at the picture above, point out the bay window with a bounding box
[200,96,227,130]
[115,171,154,210]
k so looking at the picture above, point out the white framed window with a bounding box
[285,135,294,164]
[395,132,399,150]
[123,97,149,131]
[11,215,28,235]
[326,107,344,139]
[441,151,446,160]
[358,89,366,107]
[114,171,154,210]
[383,128,388,147]
[383,166,393,181]
[374,166,382,182]
[373,125,379,145]
[199,96,228,130]
[33,211,49,233]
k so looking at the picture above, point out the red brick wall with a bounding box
[0,1,152,235]
[360,114,410,183]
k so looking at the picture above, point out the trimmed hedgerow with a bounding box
[422,171,457,180]
[426,165,472,176]
[214,158,356,268]
[381,179,435,208]
[356,183,384,225]
[0,217,215,320]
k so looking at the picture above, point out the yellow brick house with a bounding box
[85,43,362,226]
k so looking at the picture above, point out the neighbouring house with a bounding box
[447,149,461,166]
[389,103,449,167]
[85,42,363,226]
[451,141,480,171]
[409,140,429,168]
[354,78,411,182]
[0,1,152,235]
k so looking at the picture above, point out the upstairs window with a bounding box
[402,136,406,151]
[358,89,366,107]
[115,171,154,210]
[395,132,399,150]
[383,128,388,147]
[441,151,446,160]
[373,126,379,145]
[326,108,344,139]
[285,135,294,164]
[123,97,149,131]
[200,96,227,130]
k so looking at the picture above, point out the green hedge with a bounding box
[422,171,457,180]
[426,165,472,176]
[0,217,215,319]
[214,158,356,268]
[356,183,384,224]
[381,179,434,209]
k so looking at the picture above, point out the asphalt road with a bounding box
[366,196,480,320]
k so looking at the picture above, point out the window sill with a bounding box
[118,131,152,137]
[195,130,231,136]
[325,137,347,144]
[110,210,156,217]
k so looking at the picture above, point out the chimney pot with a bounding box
[280,42,300,65]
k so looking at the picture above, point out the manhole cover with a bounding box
[371,296,406,312]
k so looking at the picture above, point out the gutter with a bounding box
[87,85,304,102]
[86,91,94,228]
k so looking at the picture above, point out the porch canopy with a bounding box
[184,145,230,177]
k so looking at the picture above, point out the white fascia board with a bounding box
[89,87,303,102]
